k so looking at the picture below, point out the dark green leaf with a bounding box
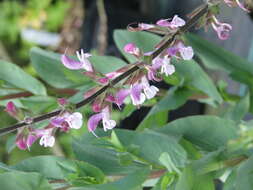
[137,87,192,131]
[0,171,52,190]
[11,155,73,179]
[156,116,238,151]
[69,168,150,190]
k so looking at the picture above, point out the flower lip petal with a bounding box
[87,113,103,132]
[61,55,85,70]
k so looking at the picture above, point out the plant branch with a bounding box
[0,4,209,136]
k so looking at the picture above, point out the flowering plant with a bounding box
[0,0,253,189]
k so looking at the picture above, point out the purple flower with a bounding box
[157,15,185,29]
[161,56,175,76]
[130,84,146,106]
[168,42,194,60]
[35,128,55,147]
[51,112,83,131]
[87,106,116,135]
[138,23,155,30]
[58,98,68,106]
[61,49,93,71]
[141,77,159,99]
[115,89,131,107]
[76,49,93,72]
[211,16,232,40]
[5,101,17,118]
[15,131,36,150]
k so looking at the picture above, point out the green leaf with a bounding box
[11,155,73,179]
[72,131,144,175]
[115,129,186,167]
[156,116,238,151]
[137,87,192,131]
[223,92,250,122]
[6,135,16,153]
[235,155,253,190]
[0,60,46,95]
[58,160,105,186]
[174,59,223,104]
[20,96,57,114]
[89,55,127,74]
[113,30,161,63]
[185,33,253,86]
[0,171,52,190]
[69,168,150,190]
[175,166,215,190]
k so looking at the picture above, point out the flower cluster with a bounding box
[58,15,194,136]
[5,100,83,150]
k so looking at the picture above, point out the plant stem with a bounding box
[0,4,209,136]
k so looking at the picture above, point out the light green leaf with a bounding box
[0,171,52,190]
[0,60,46,95]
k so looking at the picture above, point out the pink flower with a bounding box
[88,106,116,135]
[124,43,141,57]
[51,112,83,131]
[16,131,38,150]
[5,101,17,118]
[157,15,185,29]
[58,98,68,106]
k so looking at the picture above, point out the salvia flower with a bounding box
[61,49,93,71]
[88,106,116,136]
[130,83,146,106]
[211,16,232,40]
[141,76,159,99]
[16,129,38,150]
[5,101,18,119]
[161,56,175,76]
[157,15,185,29]
[36,128,55,148]
[51,112,83,131]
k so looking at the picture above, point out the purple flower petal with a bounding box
[87,113,103,132]
[115,89,131,107]
[61,54,85,70]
